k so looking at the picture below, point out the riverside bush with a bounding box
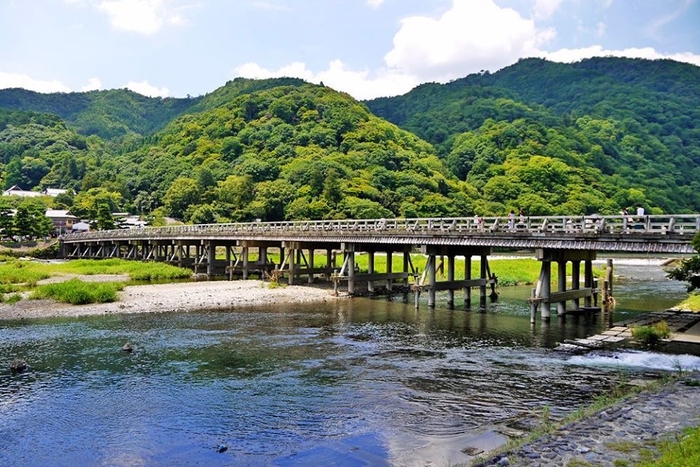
[30,279,125,304]
[631,321,671,347]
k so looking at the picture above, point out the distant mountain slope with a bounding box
[366,57,700,213]
[0,88,198,139]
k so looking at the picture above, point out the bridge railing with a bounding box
[60,214,700,242]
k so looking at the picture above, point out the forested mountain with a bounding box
[367,57,700,214]
[0,88,198,139]
[0,57,698,223]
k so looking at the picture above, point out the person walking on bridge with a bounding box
[636,204,646,230]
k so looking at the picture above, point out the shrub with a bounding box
[30,279,125,305]
[631,320,671,347]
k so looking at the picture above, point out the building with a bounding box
[45,209,78,234]
[2,185,69,198]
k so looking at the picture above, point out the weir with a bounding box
[59,214,700,316]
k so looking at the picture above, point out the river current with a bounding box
[2,260,700,466]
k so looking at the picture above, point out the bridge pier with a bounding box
[530,249,599,323]
[418,246,494,309]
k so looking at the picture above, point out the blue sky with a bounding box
[1,0,698,100]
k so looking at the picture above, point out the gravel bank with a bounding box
[0,280,337,320]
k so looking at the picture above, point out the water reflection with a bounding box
[0,261,696,466]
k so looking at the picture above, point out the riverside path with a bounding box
[60,214,700,319]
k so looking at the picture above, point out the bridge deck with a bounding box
[61,214,699,254]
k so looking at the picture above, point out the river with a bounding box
[2,259,700,466]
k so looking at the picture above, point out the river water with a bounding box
[2,260,700,466]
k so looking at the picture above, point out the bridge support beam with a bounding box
[531,249,598,322]
[418,246,494,310]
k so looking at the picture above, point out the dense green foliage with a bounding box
[88,83,476,221]
[0,88,196,140]
[0,57,698,221]
[667,232,700,291]
[368,57,700,214]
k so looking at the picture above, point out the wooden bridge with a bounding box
[60,214,700,320]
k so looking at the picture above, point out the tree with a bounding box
[0,200,15,239]
[13,199,53,239]
[164,177,200,220]
[667,233,700,292]
[96,203,116,230]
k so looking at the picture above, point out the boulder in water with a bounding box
[121,343,134,353]
[9,358,27,373]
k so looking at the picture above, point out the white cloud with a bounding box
[0,71,72,93]
[96,0,188,34]
[125,80,170,97]
[532,0,564,19]
[235,62,315,82]
[543,46,700,67]
[232,0,700,100]
[383,0,555,82]
[236,59,419,100]
[80,77,103,92]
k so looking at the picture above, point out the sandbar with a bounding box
[0,279,337,320]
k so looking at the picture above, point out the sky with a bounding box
[1,0,699,100]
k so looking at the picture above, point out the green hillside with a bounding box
[366,57,700,214]
[0,88,197,139]
[0,57,698,222]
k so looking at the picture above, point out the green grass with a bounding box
[0,261,52,285]
[3,293,23,304]
[675,293,700,312]
[635,426,700,466]
[0,258,192,287]
[48,259,193,281]
[30,278,125,304]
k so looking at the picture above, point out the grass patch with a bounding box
[675,293,700,312]
[0,260,52,285]
[3,293,23,304]
[636,426,700,466]
[30,278,125,304]
[631,320,671,347]
[41,259,193,281]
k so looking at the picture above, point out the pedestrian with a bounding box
[636,204,646,230]
[636,204,645,217]
[507,210,515,230]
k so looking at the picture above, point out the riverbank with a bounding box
[475,373,700,466]
[0,279,337,320]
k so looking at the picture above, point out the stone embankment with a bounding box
[477,373,700,466]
